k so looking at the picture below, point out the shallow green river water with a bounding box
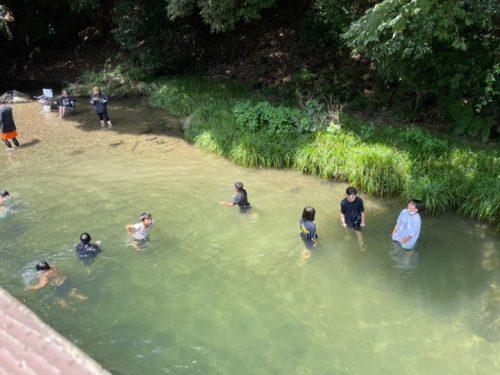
[1,100,499,374]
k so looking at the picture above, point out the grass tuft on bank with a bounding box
[148,76,498,228]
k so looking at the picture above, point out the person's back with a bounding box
[0,105,16,133]
[75,232,101,258]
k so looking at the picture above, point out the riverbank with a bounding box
[146,76,499,229]
[31,71,498,229]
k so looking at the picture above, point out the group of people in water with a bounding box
[0,85,112,151]
[1,176,425,305]
[2,89,425,302]
[297,185,424,261]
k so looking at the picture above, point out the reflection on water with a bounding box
[0,100,499,374]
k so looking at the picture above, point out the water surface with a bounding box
[1,100,499,374]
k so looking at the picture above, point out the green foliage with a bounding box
[150,76,499,227]
[166,0,276,32]
[234,101,302,136]
[396,128,448,154]
[112,0,175,77]
[442,97,496,141]
[348,145,409,197]
[233,99,330,136]
[343,0,500,137]
[302,0,375,47]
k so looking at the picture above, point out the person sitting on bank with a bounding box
[75,232,102,259]
[57,88,76,118]
[219,181,251,211]
[340,186,365,230]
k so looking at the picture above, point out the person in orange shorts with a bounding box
[0,105,20,149]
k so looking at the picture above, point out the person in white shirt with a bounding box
[125,212,154,250]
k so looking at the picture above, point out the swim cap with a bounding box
[140,212,152,221]
[234,182,244,190]
[80,232,91,244]
[35,261,51,271]
[0,190,9,198]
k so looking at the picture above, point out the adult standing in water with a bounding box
[0,104,20,150]
[90,86,112,128]
[220,181,251,211]
[391,199,425,252]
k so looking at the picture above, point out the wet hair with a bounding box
[0,190,9,198]
[302,206,316,222]
[410,199,425,213]
[234,181,244,191]
[35,261,51,271]
[140,212,152,221]
[346,186,357,195]
[80,232,91,244]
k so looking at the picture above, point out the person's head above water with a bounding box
[0,190,9,198]
[140,212,152,222]
[80,232,91,244]
[234,182,244,191]
[302,206,316,222]
[35,261,51,271]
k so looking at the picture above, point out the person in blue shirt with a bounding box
[90,86,112,128]
[75,232,102,261]
[391,199,425,251]
[298,206,318,265]
[300,206,318,249]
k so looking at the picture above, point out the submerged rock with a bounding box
[0,90,33,103]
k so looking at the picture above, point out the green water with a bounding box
[1,101,499,374]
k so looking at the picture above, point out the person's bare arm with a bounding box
[30,274,49,290]
[125,224,135,235]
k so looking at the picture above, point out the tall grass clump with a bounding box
[148,76,499,228]
[293,131,359,179]
[348,145,410,197]
[459,176,500,227]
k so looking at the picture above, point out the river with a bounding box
[1,99,499,374]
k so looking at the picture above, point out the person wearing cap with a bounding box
[0,105,20,150]
[125,212,154,249]
[75,232,102,260]
[220,181,251,211]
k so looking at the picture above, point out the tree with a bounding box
[343,0,500,139]
[165,0,276,32]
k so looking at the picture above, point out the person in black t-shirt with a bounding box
[220,181,251,211]
[340,186,365,231]
[75,232,102,261]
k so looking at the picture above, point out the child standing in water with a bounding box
[299,206,318,264]
[90,86,112,128]
[125,212,154,249]
[219,181,251,211]
[0,105,20,150]
[391,199,425,252]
